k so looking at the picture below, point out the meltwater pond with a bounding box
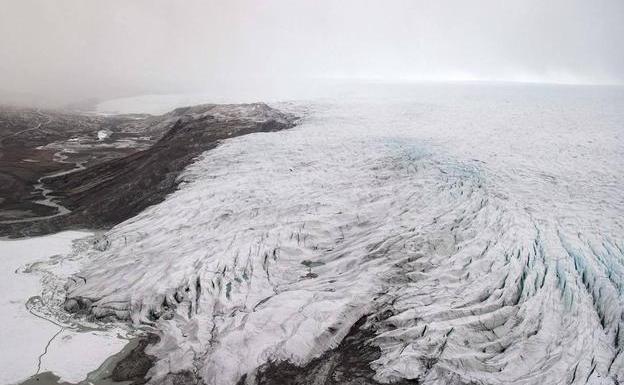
[51,84,624,384]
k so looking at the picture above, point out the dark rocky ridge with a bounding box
[0,103,297,237]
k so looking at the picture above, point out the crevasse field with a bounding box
[44,84,624,384]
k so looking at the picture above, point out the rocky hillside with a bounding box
[0,103,297,236]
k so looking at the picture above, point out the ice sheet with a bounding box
[61,84,624,384]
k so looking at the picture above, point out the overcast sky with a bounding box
[1,0,623,106]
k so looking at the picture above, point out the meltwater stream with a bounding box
[46,84,624,384]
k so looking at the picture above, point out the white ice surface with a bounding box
[63,84,624,384]
[0,231,128,384]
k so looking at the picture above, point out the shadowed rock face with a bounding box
[0,103,297,237]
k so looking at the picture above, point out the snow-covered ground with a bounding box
[42,83,624,384]
[0,231,129,384]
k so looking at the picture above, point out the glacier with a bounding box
[37,83,624,384]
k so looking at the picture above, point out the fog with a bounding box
[1,0,623,107]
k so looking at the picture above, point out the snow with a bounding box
[0,231,128,384]
[57,83,624,384]
[97,129,112,140]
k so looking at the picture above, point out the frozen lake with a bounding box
[0,231,130,384]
